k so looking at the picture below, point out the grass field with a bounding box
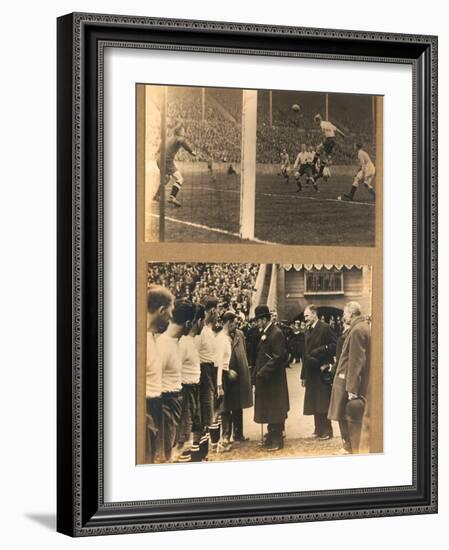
[145,165,376,246]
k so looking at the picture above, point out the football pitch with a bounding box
[145,166,376,246]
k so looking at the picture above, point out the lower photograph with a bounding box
[141,261,380,465]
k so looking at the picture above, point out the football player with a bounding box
[344,142,376,201]
[207,160,217,183]
[293,144,316,192]
[227,163,238,176]
[279,148,291,184]
[313,113,345,182]
[153,125,197,208]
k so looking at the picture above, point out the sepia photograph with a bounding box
[142,261,379,465]
[56,10,436,536]
[140,84,381,246]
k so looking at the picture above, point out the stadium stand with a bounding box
[147,263,259,319]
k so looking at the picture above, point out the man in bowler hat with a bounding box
[253,305,290,451]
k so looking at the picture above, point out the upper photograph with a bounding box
[139,84,381,246]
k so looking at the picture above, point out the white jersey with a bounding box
[320,120,337,138]
[215,330,231,386]
[157,330,182,393]
[306,151,316,164]
[197,324,217,365]
[294,151,308,169]
[358,149,376,176]
[179,334,201,385]
[146,331,162,398]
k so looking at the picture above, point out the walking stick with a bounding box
[261,423,264,445]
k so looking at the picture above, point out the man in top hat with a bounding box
[328,302,371,453]
[301,304,337,440]
[253,305,290,452]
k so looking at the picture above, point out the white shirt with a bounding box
[157,331,182,393]
[215,330,232,386]
[320,120,337,138]
[179,334,201,384]
[197,324,217,365]
[358,149,376,176]
[146,331,162,398]
[294,151,308,169]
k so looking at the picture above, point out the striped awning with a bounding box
[281,264,363,271]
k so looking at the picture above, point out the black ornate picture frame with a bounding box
[57,12,437,536]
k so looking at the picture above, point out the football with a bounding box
[291,103,301,112]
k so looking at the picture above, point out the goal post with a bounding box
[158,86,168,242]
[239,89,258,241]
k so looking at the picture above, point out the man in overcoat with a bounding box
[328,301,371,453]
[301,304,337,440]
[222,320,253,443]
[253,305,289,451]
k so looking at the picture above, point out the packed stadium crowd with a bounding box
[147,263,258,318]
[256,124,359,164]
[147,87,374,165]
[208,87,242,122]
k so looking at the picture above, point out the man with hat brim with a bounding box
[253,305,290,452]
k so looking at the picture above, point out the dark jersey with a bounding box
[158,136,194,164]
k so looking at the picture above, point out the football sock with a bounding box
[348,185,357,199]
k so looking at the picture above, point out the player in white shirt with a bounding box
[215,322,232,397]
[176,304,205,460]
[145,285,174,463]
[314,113,346,155]
[313,113,345,183]
[279,148,291,184]
[293,144,318,192]
[343,142,376,201]
[216,311,238,451]
[197,297,219,432]
[157,300,196,462]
